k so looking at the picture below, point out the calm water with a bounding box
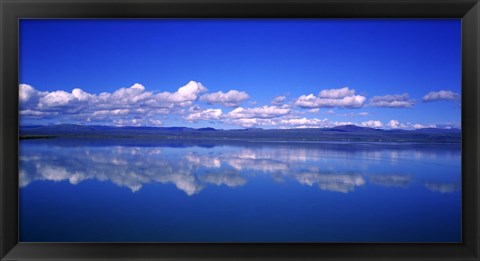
[19,138,461,242]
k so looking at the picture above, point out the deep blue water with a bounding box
[19,138,461,242]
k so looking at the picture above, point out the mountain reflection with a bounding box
[19,139,460,195]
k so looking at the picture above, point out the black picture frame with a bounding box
[1,0,479,260]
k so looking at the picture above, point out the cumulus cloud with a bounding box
[360,120,383,128]
[38,90,82,109]
[199,90,249,107]
[294,87,366,109]
[277,117,329,128]
[221,105,291,128]
[19,84,37,102]
[387,120,400,129]
[20,82,453,130]
[111,118,163,127]
[185,108,223,122]
[19,84,46,108]
[275,118,355,129]
[413,123,437,129]
[369,93,415,108]
[155,81,207,106]
[226,105,290,119]
[19,81,208,126]
[385,120,444,130]
[318,87,355,98]
[20,109,57,117]
[422,90,460,102]
[93,109,130,117]
[97,83,152,107]
[222,112,359,129]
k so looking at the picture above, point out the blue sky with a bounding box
[19,19,461,129]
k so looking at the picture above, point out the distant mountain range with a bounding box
[19,124,461,143]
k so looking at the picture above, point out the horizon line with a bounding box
[19,123,462,131]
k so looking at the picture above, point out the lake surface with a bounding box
[19,138,461,242]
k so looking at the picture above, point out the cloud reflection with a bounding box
[295,172,365,193]
[425,182,459,193]
[19,140,459,195]
[369,174,412,188]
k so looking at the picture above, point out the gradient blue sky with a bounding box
[19,19,461,129]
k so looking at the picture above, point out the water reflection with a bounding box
[19,138,461,195]
[295,171,365,193]
[369,174,412,188]
[425,182,459,193]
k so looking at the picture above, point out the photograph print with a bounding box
[19,19,461,242]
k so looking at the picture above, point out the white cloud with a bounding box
[95,81,206,109]
[199,90,249,107]
[276,117,329,128]
[112,118,163,127]
[422,90,460,102]
[294,87,366,108]
[226,105,290,119]
[19,84,44,105]
[387,120,400,129]
[156,81,207,106]
[93,109,130,117]
[72,88,93,101]
[222,106,292,128]
[369,93,415,108]
[101,83,152,106]
[360,120,383,128]
[185,108,223,122]
[225,118,275,128]
[358,112,369,117]
[272,95,286,105]
[19,81,207,126]
[223,113,358,129]
[39,90,79,108]
[20,109,57,117]
[413,123,437,129]
[384,120,445,130]
[20,83,453,131]
[319,87,355,98]
[19,84,35,102]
